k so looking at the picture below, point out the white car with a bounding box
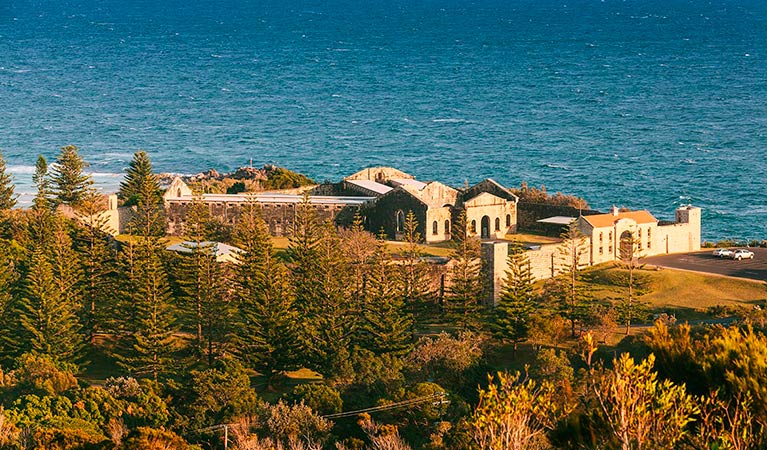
[712,248,734,258]
[731,249,755,260]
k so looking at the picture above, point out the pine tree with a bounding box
[116,183,176,380]
[175,196,232,365]
[49,223,85,338]
[32,155,50,211]
[398,211,436,330]
[493,241,536,354]
[292,219,355,378]
[233,199,302,384]
[0,241,19,363]
[119,150,159,206]
[0,150,17,210]
[15,248,84,364]
[445,210,484,331]
[359,234,414,356]
[74,188,118,342]
[551,220,591,337]
[50,145,94,207]
[127,156,165,237]
[286,194,323,312]
[116,235,177,381]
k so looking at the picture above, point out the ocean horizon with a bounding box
[1,0,765,241]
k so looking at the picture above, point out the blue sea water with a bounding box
[0,0,765,241]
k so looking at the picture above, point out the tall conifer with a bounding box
[50,145,93,207]
[75,189,117,342]
[176,196,232,365]
[233,199,302,384]
[493,241,536,353]
[445,210,484,331]
[127,153,165,237]
[551,220,591,337]
[290,217,355,378]
[0,242,18,363]
[119,150,158,206]
[399,211,436,330]
[286,194,322,312]
[32,155,50,211]
[116,176,177,379]
[15,248,84,364]
[116,236,177,381]
[0,150,17,210]
[359,234,414,355]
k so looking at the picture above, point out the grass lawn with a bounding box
[582,264,767,321]
[385,240,454,258]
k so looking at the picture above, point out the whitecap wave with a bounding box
[432,118,466,123]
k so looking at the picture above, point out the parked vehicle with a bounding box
[731,249,755,260]
[713,248,734,258]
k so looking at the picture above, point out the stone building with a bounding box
[162,177,373,236]
[482,204,703,305]
[158,167,519,242]
[351,168,519,243]
[576,205,702,265]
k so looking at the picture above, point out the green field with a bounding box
[581,264,767,321]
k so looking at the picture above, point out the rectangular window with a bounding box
[647,228,652,249]
[599,246,603,255]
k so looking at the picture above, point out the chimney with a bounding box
[611,205,620,216]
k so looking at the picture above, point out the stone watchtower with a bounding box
[675,205,702,252]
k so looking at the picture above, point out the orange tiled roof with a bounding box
[582,210,658,229]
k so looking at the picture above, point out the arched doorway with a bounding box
[396,210,405,233]
[481,216,490,239]
[619,230,634,261]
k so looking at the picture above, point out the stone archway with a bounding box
[481,215,490,239]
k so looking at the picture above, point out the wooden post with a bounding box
[224,424,228,450]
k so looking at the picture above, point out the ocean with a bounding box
[0,0,765,241]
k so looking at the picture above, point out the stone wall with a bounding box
[165,199,357,237]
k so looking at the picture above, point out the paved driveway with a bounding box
[642,248,767,282]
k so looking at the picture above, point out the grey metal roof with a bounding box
[536,216,577,225]
[166,193,375,205]
[345,179,393,195]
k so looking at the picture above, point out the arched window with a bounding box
[494,217,500,231]
[432,221,438,235]
[177,188,182,197]
[470,220,477,234]
[445,219,450,234]
[506,214,511,228]
[396,210,405,233]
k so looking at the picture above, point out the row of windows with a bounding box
[397,212,512,236]
[470,215,512,235]
[432,220,451,235]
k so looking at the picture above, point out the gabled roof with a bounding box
[344,167,414,182]
[400,181,458,207]
[582,210,658,229]
[461,178,518,203]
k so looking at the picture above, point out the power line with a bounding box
[323,392,447,419]
[195,392,449,448]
